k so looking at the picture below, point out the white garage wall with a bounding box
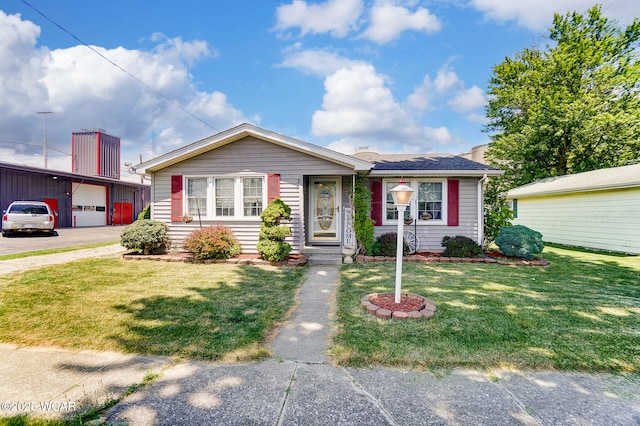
[512,187,640,254]
[71,182,107,227]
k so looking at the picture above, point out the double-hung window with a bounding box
[187,178,208,217]
[385,181,412,221]
[417,181,443,221]
[215,178,235,217]
[243,178,263,217]
[185,175,265,220]
[383,179,446,225]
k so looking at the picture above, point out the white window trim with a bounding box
[382,178,448,226]
[184,175,267,221]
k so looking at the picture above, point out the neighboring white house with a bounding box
[506,164,640,254]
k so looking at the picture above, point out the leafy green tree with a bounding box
[485,5,640,189]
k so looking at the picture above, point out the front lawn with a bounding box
[0,259,306,361]
[332,246,640,373]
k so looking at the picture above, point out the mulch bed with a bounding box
[355,251,549,266]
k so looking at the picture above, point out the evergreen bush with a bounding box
[257,198,292,262]
[182,225,241,260]
[495,225,544,260]
[120,219,169,254]
[137,205,151,220]
[373,232,408,257]
[441,235,483,257]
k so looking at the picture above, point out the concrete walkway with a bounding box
[1,260,639,425]
[0,244,126,275]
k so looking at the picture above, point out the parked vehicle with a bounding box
[2,201,56,237]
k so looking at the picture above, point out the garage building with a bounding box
[0,161,150,228]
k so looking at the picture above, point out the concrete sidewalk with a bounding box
[1,265,639,425]
[0,243,125,275]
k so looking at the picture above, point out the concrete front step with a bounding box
[302,246,343,265]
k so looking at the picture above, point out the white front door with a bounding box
[309,177,341,243]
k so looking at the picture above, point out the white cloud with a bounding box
[467,112,490,124]
[312,64,462,154]
[447,85,486,113]
[150,32,217,66]
[407,64,462,110]
[277,44,364,77]
[0,11,246,172]
[433,65,461,93]
[312,64,409,135]
[469,0,639,31]
[360,0,442,44]
[274,0,364,38]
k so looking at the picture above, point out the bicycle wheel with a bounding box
[403,230,420,254]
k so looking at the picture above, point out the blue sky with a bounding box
[0,0,637,180]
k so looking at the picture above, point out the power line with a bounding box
[0,140,71,156]
[19,0,221,134]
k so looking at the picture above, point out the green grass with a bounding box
[0,241,120,261]
[0,258,307,362]
[332,246,640,373]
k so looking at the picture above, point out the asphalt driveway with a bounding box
[0,226,126,256]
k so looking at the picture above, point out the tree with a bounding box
[485,5,640,189]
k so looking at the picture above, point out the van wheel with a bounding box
[2,231,12,238]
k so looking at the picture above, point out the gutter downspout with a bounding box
[478,174,488,247]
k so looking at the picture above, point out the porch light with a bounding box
[390,180,414,303]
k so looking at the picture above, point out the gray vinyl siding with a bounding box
[151,136,354,253]
[374,178,480,252]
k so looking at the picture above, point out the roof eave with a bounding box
[507,181,640,198]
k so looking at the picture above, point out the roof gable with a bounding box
[507,164,640,198]
[134,123,372,174]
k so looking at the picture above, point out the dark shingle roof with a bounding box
[352,152,500,172]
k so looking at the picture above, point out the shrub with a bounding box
[495,225,544,260]
[137,205,151,220]
[182,225,241,260]
[257,239,292,262]
[120,219,169,254]
[441,235,483,257]
[373,232,408,257]
[257,198,292,262]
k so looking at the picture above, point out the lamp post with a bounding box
[390,180,414,303]
[36,111,53,169]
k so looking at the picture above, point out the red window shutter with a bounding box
[171,175,183,222]
[268,174,280,202]
[370,179,383,226]
[447,179,459,226]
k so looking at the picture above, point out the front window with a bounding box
[215,178,235,217]
[187,178,207,216]
[184,175,265,220]
[417,182,443,220]
[383,179,446,224]
[385,181,412,221]
[243,178,263,216]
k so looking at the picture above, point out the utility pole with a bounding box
[36,111,54,168]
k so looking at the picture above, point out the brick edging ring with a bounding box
[361,293,437,320]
